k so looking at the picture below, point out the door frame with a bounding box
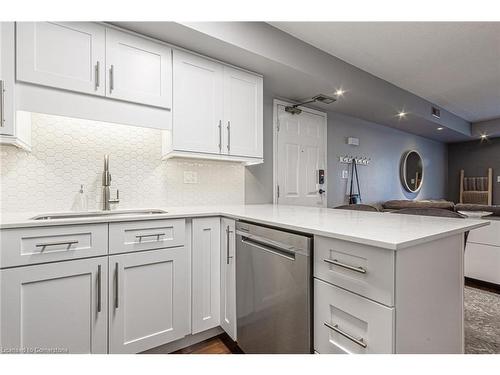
[272,98,328,205]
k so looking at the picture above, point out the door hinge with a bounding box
[277,185,280,199]
[276,118,280,132]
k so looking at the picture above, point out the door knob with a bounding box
[319,189,326,195]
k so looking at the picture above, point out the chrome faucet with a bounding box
[102,155,119,211]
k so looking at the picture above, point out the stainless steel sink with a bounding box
[31,209,168,220]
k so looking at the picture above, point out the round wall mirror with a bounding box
[401,150,424,193]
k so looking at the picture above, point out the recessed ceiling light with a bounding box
[397,111,407,119]
[437,127,444,131]
[335,89,344,97]
[480,134,488,139]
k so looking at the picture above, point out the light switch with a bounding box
[183,171,198,184]
[497,175,500,183]
[341,170,349,179]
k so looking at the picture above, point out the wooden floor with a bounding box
[172,333,241,354]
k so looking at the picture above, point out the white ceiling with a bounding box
[270,22,500,123]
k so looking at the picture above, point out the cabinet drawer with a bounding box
[314,278,394,354]
[314,236,394,306]
[467,220,500,247]
[465,242,500,285]
[0,224,107,268]
[109,219,185,254]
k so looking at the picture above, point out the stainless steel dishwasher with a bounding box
[236,221,312,354]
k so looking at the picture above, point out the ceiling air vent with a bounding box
[432,106,441,119]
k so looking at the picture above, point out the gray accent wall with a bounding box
[448,138,500,205]
[245,93,449,206]
[326,112,448,207]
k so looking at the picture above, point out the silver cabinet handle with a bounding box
[97,264,102,313]
[324,322,367,348]
[226,226,233,265]
[35,240,79,249]
[0,80,5,127]
[135,233,165,242]
[95,61,100,90]
[323,258,366,274]
[227,121,231,153]
[218,120,222,153]
[109,64,114,93]
[115,262,119,309]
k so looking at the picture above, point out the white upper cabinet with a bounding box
[16,22,106,96]
[1,23,31,149]
[223,66,263,158]
[172,50,223,154]
[1,22,15,136]
[166,49,263,164]
[105,28,172,109]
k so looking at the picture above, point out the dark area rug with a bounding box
[464,286,500,354]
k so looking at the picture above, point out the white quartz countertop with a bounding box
[0,204,488,250]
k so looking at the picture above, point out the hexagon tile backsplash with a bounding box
[0,113,245,213]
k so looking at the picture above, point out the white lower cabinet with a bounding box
[108,247,189,354]
[314,278,394,354]
[191,217,221,334]
[0,257,108,354]
[220,217,237,340]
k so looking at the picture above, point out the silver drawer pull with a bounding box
[323,258,366,274]
[35,240,79,249]
[324,322,367,348]
[135,233,166,242]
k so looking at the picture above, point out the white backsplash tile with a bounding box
[0,113,245,213]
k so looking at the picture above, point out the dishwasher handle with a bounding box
[240,235,296,261]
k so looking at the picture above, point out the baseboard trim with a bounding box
[140,326,224,354]
[465,277,500,294]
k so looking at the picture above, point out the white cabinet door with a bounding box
[106,28,172,109]
[0,257,108,354]
[192,217,221,334]
[172,50,223,154]
[220,218,237,340]
[16,22,105,96]
[109,247,189,353]
[1,22,15,136]
[223,66,263,158]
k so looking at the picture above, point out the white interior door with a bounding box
[275,102,327,207]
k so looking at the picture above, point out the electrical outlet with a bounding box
[183,171,198,184]
[341,170,349,179]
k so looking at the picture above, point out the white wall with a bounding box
[0,113,245,213]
